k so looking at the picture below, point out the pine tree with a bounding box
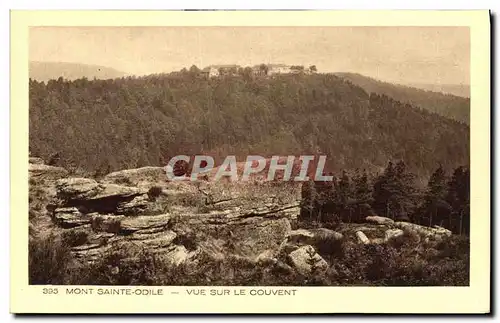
[373,161,397,218]
[446,166,470,235]
[420,165,451,227]
[353,169,372,203]
[393,160,417,221]
[336,170,353,222]
[352,169,374,221]
[373,161,416,221]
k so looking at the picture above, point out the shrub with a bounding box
[69,247,160,285]
[61,229,89,247]
[29,233,73,285]
[147,186,163,200]
[172,232,199,251]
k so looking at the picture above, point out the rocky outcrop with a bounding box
[288,245,328,275]
[29,160,463,281]
[50,179,299,266]
[169,203,296,259]
[55,178,150,215]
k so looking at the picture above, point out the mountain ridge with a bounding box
[334,72,470,124]
[29,61,127,82]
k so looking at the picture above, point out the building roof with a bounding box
[204,64,241,69]
[268,64,290,68]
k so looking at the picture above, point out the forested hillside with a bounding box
[29,71,469,180]
[335,72,470,124]
[405,83,470,98]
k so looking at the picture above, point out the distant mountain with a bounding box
[334,73,470,124]
[29,61,127,82]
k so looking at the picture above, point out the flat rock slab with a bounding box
[102,166,169,187]
[365,216,394,225]
[54,207,92,228]
[56,178,146,201]
[56,178,100,199]
[120,214,171,233]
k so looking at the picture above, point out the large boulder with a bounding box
[365,216,394,225]
[29,164,68,182]
[288,245,328,275]
[384,228,404,242]
[356,231,370,244]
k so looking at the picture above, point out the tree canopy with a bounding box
[29,72,469,179]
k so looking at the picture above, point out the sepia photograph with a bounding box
[27,25,472,287]
[10,10,490,314]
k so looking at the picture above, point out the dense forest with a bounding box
[301,161,470,235]
[29,70,469,182]
[335,72,470,124]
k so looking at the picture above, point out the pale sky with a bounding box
[30,26,470,85]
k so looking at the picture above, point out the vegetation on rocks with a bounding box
[28,157,469,286]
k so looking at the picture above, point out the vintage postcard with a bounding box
[10,10,490,314]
